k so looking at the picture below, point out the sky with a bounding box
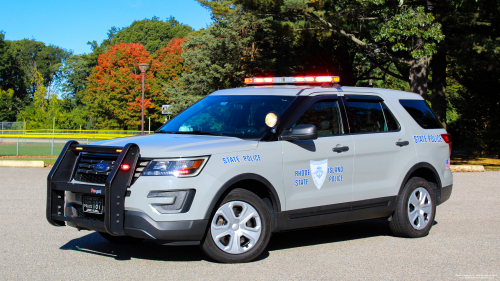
[0,0,213,55]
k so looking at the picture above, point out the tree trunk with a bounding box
[429,49,448,128]
[409,56,429,96]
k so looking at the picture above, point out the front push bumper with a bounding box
[47,140,208,244]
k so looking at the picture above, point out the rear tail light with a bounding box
[441,134,452,156]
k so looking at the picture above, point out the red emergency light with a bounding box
[244,76,340,85]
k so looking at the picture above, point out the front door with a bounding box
[281,96,354,215]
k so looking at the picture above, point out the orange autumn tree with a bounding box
[84,43,166,129]
[155,37,186,86]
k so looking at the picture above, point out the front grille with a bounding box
[74,204,104,222]
[74,154,117,184]
[73,152,149,185]
[80,173,107,184]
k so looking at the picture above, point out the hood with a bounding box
[90,133,258,158]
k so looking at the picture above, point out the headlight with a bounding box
[142,156,209,177]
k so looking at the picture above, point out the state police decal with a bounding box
[310,159,328,190]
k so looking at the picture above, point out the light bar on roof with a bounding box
[244,76,340,85]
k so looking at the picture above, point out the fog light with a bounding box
[148,190,188,214]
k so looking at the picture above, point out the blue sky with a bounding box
[0,0,212,55]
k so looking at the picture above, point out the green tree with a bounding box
[164,1,276,114]
[17,69,88,130]
[0,88,15,121]
[7,39,71,98]
[233,0,444,93]
[109,16,193,54]
[0,32,27,121]
[61,54,93,103]
[443,0,500,154]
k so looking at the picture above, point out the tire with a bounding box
[98,232,144,244]
[201,188,272,263]
[390,177,436,238]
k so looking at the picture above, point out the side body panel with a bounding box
[385,95,452,195]
[281,136,354,211]
[125,142,286,222]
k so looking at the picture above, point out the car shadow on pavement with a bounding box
[59,218,411,263]
[266,219,393,253]
[60,232,205,262]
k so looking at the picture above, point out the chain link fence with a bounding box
[0,123,154,157]
[0,138,104,157]
[1,122,26,134]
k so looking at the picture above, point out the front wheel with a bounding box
[201,188,272,263]
[390,177,436,238]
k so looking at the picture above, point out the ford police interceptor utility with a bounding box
[47,76,453,263]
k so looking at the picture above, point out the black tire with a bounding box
[98,232,144,244]
[201,188,272,263]
[390,177,437,238]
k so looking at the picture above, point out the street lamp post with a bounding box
[138,63,149,135]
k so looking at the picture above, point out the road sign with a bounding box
[162,104,171,115]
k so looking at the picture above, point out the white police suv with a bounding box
[47,76,453,263]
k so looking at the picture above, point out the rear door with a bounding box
[344,95,417,205]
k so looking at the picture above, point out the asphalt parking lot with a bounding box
[0,168,498,280]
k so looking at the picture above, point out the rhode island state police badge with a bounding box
[310,159,328,190]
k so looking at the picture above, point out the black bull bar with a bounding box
[46,140,139,236]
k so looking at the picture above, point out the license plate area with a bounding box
[83,196,104,214]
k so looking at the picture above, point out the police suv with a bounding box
[47,76,453,263]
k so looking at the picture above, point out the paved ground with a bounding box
[0,168,498,280]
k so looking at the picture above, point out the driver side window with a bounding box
[294,100,344,136]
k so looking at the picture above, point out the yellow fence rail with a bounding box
[1,130,154,140]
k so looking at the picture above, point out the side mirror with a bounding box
[280,124,318,141]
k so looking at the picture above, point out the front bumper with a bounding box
[124,211,207,244]
[47,141,207,243]
[64,210,208,244]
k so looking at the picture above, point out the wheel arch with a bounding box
[397,162,443,204]
[203,173,282,231]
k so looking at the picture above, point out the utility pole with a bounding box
[138,63,149,135]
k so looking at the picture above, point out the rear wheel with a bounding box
[98,232,144,244]
[201,188,271,263]
[390,177,436,238]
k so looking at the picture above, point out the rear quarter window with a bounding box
[399,100,443,129]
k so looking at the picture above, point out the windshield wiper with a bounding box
[155,131,175,134]
[174,131,222,136]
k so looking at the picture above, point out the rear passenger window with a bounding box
[294,100,343,136]
[399,100,443,129]
[347,101,400,133]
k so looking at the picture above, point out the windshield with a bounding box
[158,95,295,139]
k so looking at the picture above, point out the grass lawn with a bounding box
[451,156,500,171]
[0,142,65,156]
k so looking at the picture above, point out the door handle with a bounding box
[396,141,409,147]
[333,146,349,153]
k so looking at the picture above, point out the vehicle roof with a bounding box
[210,86,422,100]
